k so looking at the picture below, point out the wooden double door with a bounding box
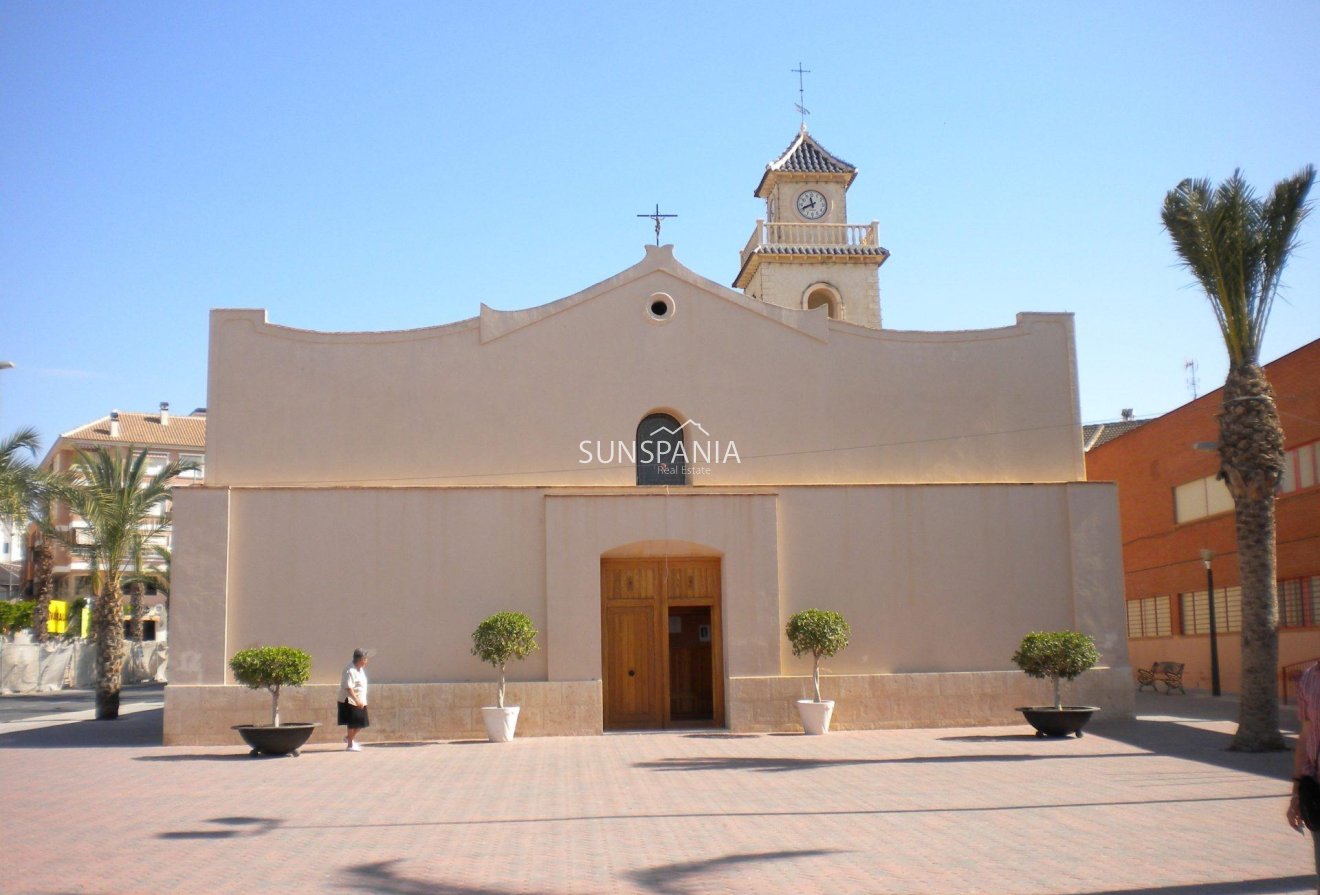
[601,557,724,730]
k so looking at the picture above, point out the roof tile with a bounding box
[60,411,207,450]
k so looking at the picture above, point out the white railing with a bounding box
[739,219,880,270]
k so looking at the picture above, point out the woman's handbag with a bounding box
[1300,776,1320,831]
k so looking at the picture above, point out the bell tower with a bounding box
[733,127,890,328]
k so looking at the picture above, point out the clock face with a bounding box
[796,189,827,220]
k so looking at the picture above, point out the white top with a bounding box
[340,664,368,706]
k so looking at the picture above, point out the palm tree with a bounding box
[122,535,170,642]
[57,448,198,720]
[1162,165,1315,751]
[26,498,59,642]
[0,428,55,639]
[0,427,41,527]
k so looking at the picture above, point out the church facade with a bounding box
[165,130,1132,744]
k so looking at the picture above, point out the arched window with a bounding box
[805,286,841,319]
[636,413,688,486]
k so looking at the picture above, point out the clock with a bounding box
[796,189,827,220]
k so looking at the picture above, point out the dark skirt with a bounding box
[337,700,370,729]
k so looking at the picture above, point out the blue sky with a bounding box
[2,2,1318,454]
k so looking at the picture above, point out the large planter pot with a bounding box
[232,722,320,757]
[1016,706,1099,738]
[795,699,835,735]
[482,706,520,743]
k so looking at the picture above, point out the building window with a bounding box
[144,453,170,478]
[1126,595,1171,639]
[1280,576,1320,629]
[636,413,688,486]
[1179,586,1242,635]
[1173,474,1234,523]
[1281,441,1319,495]
[179,453,205,479]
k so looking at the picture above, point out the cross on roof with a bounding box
[792,62,811,125]
[637,203,677,246]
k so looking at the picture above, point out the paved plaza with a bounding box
[1,688,1313,894]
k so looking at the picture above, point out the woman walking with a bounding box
[338,648,370,751]
[1288,662,1320,890]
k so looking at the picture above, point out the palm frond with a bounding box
[1163,166,1315,364]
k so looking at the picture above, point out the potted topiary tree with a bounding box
[471,611,539,743]
[228,646,317,756]
[1012,630,1101,738]
[785,608,851,735]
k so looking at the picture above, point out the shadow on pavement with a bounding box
[629,849,842,894]
[1080,875,1314,895]
[0,707,162,748]
[940,733,1052,743]
[635,752,1156,773]
[1088,715,1295,783]
[340,859,524,894]
[337,850,845,895]
[136,751,263,762]
[159,816,283,840]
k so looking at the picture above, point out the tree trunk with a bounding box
[30,539,53,643]
[1053,676,1062,711]
[497,665,506,709]
[128,581,145,642]
[813,654,822,703]
[93,582,125,720]
[1219,363,1286,751]
[271,686,281,727]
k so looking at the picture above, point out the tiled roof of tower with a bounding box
[57,411,207,450]
[755,127,857,195]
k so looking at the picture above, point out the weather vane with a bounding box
[792,62,811,125]
[637,203,677,246]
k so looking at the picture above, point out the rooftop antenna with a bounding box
[637,203,677,246]
[792,62,811,127]
[1185,358,1199,400]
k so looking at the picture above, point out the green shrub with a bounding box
[785,609,851,702]
[1011,631,1100,709]
[471,612,539,709]
[229,646,312,726]
[0,599,35,635]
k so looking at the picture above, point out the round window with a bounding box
[646,292,675,322]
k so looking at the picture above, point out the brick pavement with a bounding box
[1,692,1313,894]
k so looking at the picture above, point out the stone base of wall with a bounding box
[164,681,603,746]
[727,667,1135,732]
[164,669,1134,744]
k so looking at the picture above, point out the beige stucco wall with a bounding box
[775,483,1127,677]
[204,246,1084,489]
[170,481,1126,693]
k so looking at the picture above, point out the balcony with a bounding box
[735,220,885,288]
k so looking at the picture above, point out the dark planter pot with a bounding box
[232,723,319,757]
[1016,706,1099,738]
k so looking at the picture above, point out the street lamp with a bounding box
[1199,549,1222,697]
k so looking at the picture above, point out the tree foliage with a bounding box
[785,609,851,703]
[471,611,539,709]
[1161,166,1314,365]
[229,646,312,727]
[0,599,35,635]
[54,447,198,719]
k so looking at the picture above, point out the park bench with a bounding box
[1136,661,1186,695]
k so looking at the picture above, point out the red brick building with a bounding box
[1086,339,1320,695]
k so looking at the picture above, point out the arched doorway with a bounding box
[600,551,724,730]
[804,285,841,319]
